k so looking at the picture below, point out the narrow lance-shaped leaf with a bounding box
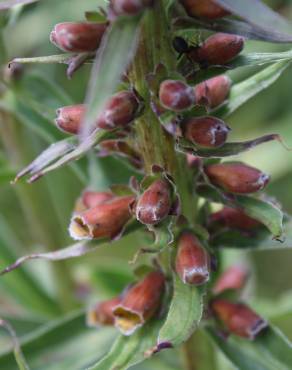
[0,319,30,370]
[176,134,281,158]
[211,226,292,250]
[197,185,284,239]
[13,137,76,183]
[88,320,161,370]
[81,15,141,138]
[0,221,143,276]
[213,61,291,118]
[10,54,78,65]
[0,218,61,317]
[0,311,116,370]
[18,129,112,183]
[214,0,292,36]
[156,274,204,350]
[0,0,39,10]
[229,53,292,71]
[0,242,93,276]
[174,17,292,43]
[207,325,292,370]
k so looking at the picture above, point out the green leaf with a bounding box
[214,0,292,36]
[11,53,77,65]
[214,61,291,118]
[176,134,279,158]
[174,17,292,43]
[0,0,39,9]
[0,222,143,277]
[88,319,161,370]
[81,15,141,138]
[208,325,292,370]
[234,196,284,239]
[0,224,61,317]
[211,219,292,250]
[85,11,107,24]
[0,311,116,370]
[230,51,292,69]
[14,129,111,183]
[157,274,204,348]
[0,318,30,370]
[197,185,284,238]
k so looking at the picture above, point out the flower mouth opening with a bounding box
[249,318,268,339]
[113,306,143,336]
[69,216,93,240]
[184,267,210,286]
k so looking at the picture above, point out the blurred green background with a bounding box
[0,0,292,369]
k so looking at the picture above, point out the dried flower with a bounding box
[175,231,211,285]
[50,22,108,52]
[205,163,270,194]
[182,116,230,148]
[113,271,165,335]
[136,179,172,225]
[212,299,268,339]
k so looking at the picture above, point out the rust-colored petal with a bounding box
[212,299,268,339]
[50,22,108,52]
[175,231,211,285]
[205,163,270,194]
[113,271,165,335]
[136,179,172,225]
[69,195,135,240]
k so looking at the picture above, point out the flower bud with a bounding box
[83,190,114,209]
[50,22,108,52]
[209,206,260,231]
[74,190,114,213]
[97,91,140,130]
[113,271,165,335]
[213,265,248,295]
[205,163,270,194]
[189,33,244,66]
[211,299,268,339]
[175,231,211,285]
[55,105,86,134]
[69,195,135,240]
[186,153,202,168]
[159,80,195,111]
[110,0,153,15]
[87,296,122,327]
[136,179,172,225]
[180,0,230,19]
[194,75,231,108]
[182,116,230,148]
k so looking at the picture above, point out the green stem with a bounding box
[130,3,211,369]
[131,1,195,222]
